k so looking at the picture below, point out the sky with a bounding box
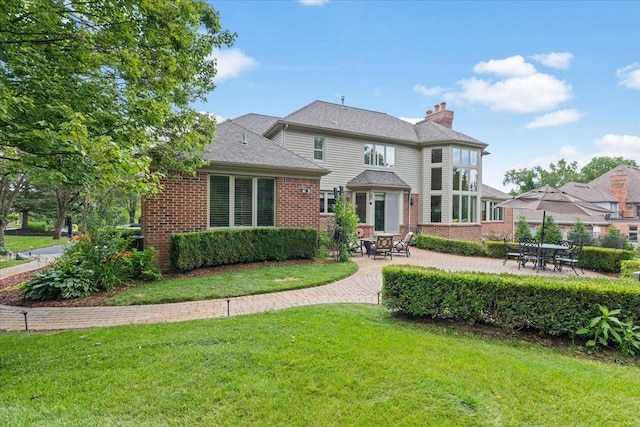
[196,0,640,192]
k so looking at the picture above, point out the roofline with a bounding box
[201,161,330,177]
[264,120,488,148]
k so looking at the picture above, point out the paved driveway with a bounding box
[0,248,609,332]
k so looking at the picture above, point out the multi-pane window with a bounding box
[319,192,336,213]
[629,225,638,243]
[451,146,478,223]
[482,201,503,221]
[209,175,275,228]
[314,136,325,160]
[355,192,367,222]
[364,143,395,168]
[452,195,477,223]
[431,195,442,223]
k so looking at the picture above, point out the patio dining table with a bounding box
[519,242,570,271]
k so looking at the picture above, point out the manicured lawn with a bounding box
[1,305,638,426]
[2,235,62,253]
[106,261,358,305]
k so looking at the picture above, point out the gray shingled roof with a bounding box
[263,100,486,147]
[230,113,279,136]
[588,165,640,203]
[346,170,410,189]
[201,121,328,174]
[559,182,619,203]
[481,183,511,200]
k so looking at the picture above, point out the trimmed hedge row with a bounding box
[382,265,640,336]
[412,234,487,256]
[170,228,318,272]
[621,259,640,279]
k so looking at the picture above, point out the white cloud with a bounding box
[531,52,574,70]
[413,84,446,97]
[594,134,640,158]
[399,117,423,124]
[473,55,536,77]
[298,0,329,5]
[524,109,584,129]
[448,73,572,114]
[210,48,258,82]
[617,63,640,89]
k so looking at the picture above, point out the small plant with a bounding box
[577,305,640,356]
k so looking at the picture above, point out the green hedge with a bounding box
[412,234,487,256]
[621,259,640,279]
[382,265,640,336]
[170,228,318,272]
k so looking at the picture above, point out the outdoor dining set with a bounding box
[352,231,414,260]
[503,237,584,275]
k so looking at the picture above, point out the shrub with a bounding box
[170,228,318,272]
[620,259,640,279]
[382,265,640,337]
[581,246,635,273]
[27,221,48,231]
[412,234,487,257]
[22,231,161,300]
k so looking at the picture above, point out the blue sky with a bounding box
[197,0,640,192]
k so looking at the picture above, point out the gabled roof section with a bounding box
[414,120,485,146]
[201,121,328,175]
[263,100,486,147]
[559,182,619,203]
[588,165,640,202]
[481,183,510,200]
[229,113,280,136]
[346,170,410,189]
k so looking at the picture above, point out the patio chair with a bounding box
[371,234,394,260]
[393,232,414,257]
[348,228,365,256]
[518,237,539,270]
[502,238,520,265]
[555,243,584,276]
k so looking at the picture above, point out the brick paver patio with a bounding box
[0,248,608,332]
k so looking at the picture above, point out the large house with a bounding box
[142,100,491,267]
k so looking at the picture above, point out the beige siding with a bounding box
[271,130,283,146]
[284,129,421,190]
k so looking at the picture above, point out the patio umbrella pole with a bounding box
[540,210,546,243]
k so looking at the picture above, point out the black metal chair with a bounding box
[518,237,540,270]
[503,238,520,265]
[371,234,394,260]
[555,243,584,275]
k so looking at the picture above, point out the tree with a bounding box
[504,160,578,194]
[0,0,235,243]
[567,217,592,246]
[328,194,360,262]
[579,157,638,182]
[535,214,562,244]
[0,160,29,247]
[514,214,532,240]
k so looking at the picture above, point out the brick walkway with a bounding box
[0,248,608,332]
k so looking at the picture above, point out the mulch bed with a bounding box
[0,259,319,308]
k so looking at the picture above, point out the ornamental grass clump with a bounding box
[22,231,161,301]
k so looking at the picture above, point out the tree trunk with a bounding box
[54,187,71,240]
[21,210,29,230]
[0,173,29,247]
[0,220,6,248]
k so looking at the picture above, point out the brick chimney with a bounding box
[610,167,630,217]
[424,101,454,128]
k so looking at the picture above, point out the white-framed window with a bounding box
[629,225,638,243]
[452,195,478,223]
[482,201,503,221]
[364,143,395,168]
[314,136,325,160]
[209,175,275,227]
[319,191,336,213]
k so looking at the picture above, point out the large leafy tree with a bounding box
[579,157,637,182]
[0,0,234,243]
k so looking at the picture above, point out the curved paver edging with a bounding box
[0,248,608,332]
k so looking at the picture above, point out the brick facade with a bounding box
[418,223,483,242]
[480,206,515,240]
[142,173,321,269]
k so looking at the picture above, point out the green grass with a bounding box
[2,235,61,253]
[0,260,29,269]
[1,305,638,426]
[106,261,359,305]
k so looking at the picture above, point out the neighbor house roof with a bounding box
[346,170,410,189]
[201,121,329,175]
[559,182,619,203]
[262,100,487,147]
[588,165,640,203]
[481,183,511,200]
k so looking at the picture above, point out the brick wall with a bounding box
[610,168,632,218]
[142,172,209,269]
[275,177,321,228]
[480,207,514,240]
[142,174,321,269]
[418,223,483,242]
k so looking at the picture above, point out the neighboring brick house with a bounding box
[143,99,495,266]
